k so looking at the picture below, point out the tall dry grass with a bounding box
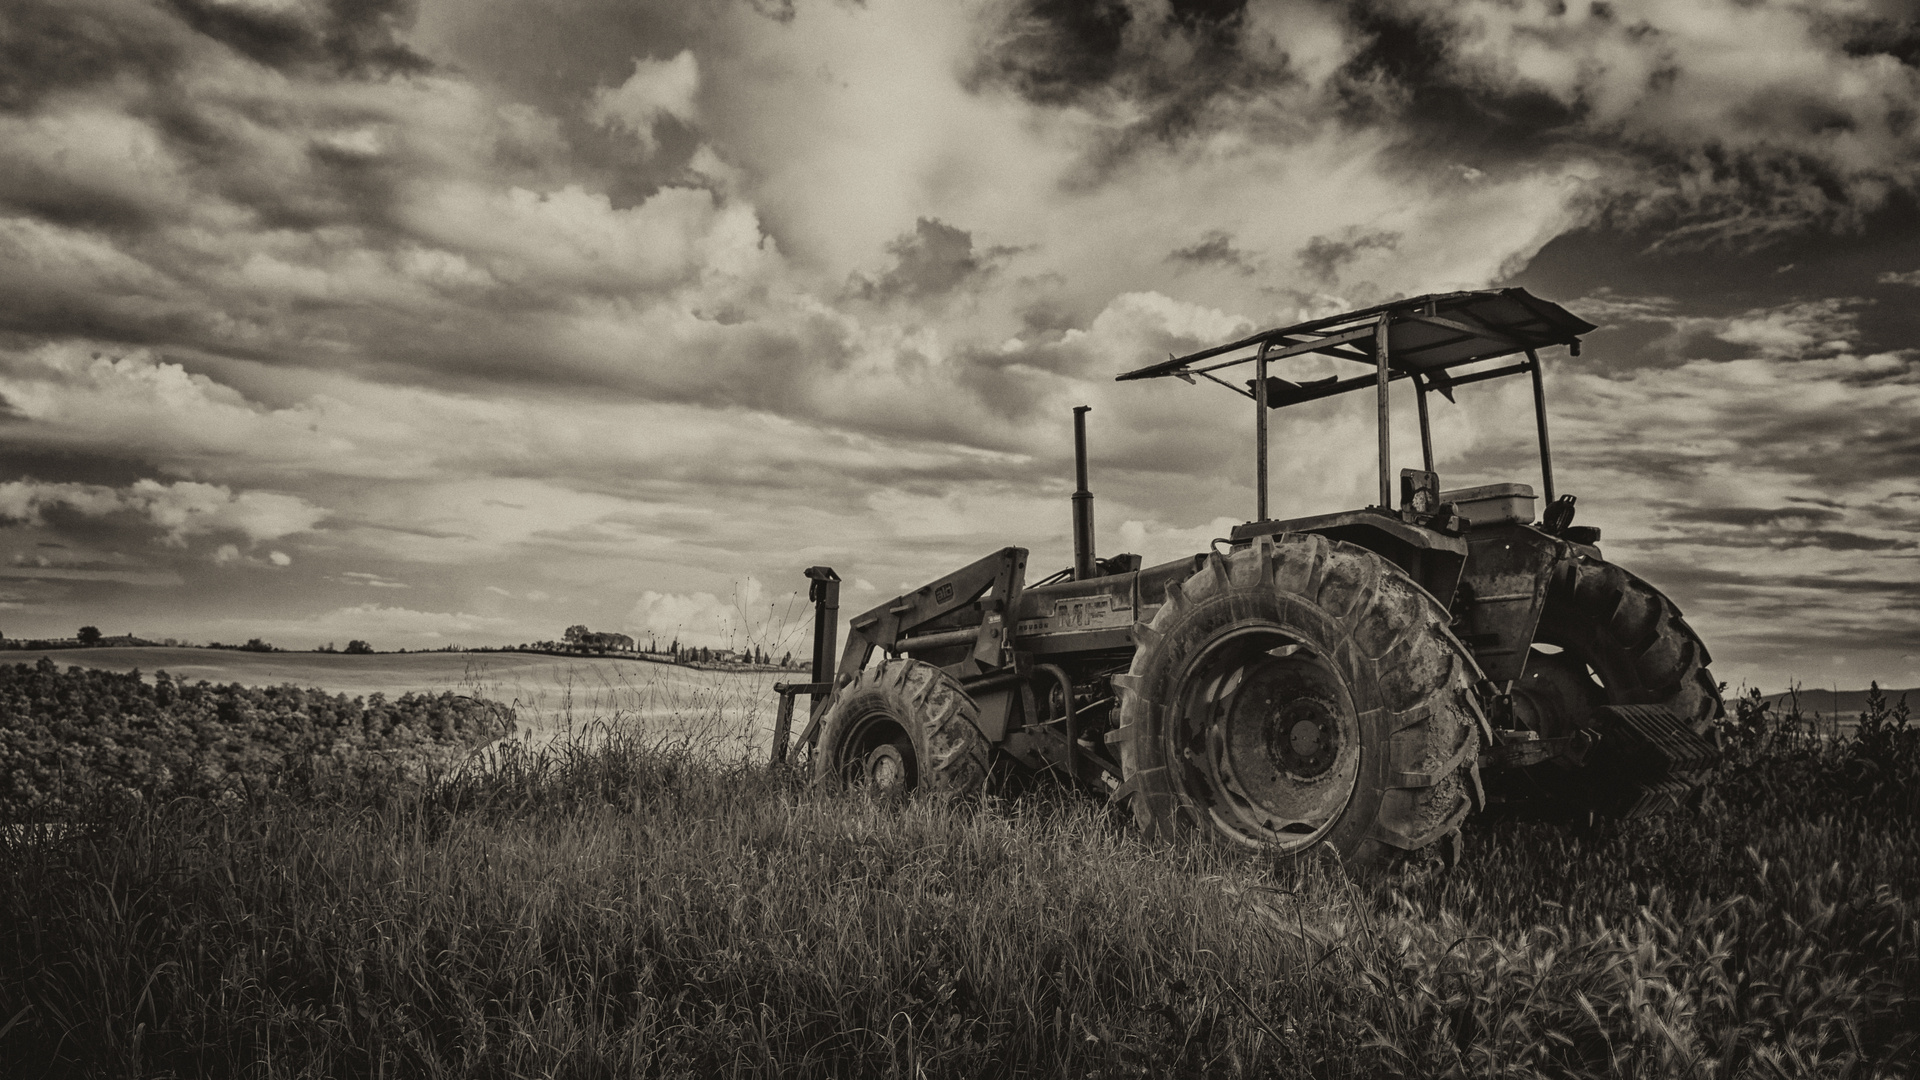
[451,657,786,759]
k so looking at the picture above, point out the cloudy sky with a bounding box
[1,0,1916,691]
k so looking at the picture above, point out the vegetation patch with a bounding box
[0,683,1913,1077]
[0,659,515,818]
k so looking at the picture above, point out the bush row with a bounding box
[0,659,515,818]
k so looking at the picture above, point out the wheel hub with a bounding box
[1267,701,1341,778]
[1179,635,1361,850]
[856,734,913,795]
[864,743,909,792]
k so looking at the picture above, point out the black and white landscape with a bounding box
[2,2,1918,1076]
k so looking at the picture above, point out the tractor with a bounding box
[769,289,1722,866]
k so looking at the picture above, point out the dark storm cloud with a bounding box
[966,0,1300,165]
[1296,227,1400,284]
[1634,526,1916,553]
[0,445,161,488]
[972,0,1920,250]
[1593,414,1920,490]
[1357,3,1920,247]
[1168,231,1257,275]
[1837,14,1920,69]
[1330,2,1584,164]
[853,218,1022,304]
[1600,147,1885,252]
[967,0,1137,107]
[1346,3,1920,247]
[1687,568,1920,599]
[0,3,461,243]
[1788,531,1918,553]
[1665,505,1846,529]
[5,499,161,553]
[0,2,181,113]
[164,0,429,77]
[418,0,717,210]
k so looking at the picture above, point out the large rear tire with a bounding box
[1516,553,1723,739]
[813,658,990,797]
[1109,533,1486,868]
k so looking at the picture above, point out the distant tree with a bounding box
[563,625,589,644]
[77,626,102,646]
[344,640,374,654]
[320,642,337,653]
[781,651,791,668]
[241,638,275,653]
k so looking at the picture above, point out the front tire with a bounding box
[813,658,989,797]
[1110,534,1486,868]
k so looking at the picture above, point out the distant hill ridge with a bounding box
[1760,685,1915,719]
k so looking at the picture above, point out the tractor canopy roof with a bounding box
[1114,288,1594,409]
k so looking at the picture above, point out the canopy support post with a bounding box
[1415,374,1435,475]
[1375,315,1392,508]
[1526,349,1556,504]
[1255,341,1270,521]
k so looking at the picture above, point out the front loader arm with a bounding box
[790,547,1028,757]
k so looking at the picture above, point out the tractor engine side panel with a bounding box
[1009,555,1203,655]
[1453,522,1569,684]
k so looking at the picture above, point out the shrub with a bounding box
[0,660,514,819]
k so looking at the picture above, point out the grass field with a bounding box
[5,647,790,755]
[2,662,1914,1076]
[1,692,1914,1078]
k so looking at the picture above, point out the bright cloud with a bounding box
[589,50,700,151]
[627,577,812,654]
[0,478,324,545]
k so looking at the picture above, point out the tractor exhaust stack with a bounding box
[1072,405,1096,580]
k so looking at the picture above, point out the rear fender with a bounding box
[1232,509,1467,608]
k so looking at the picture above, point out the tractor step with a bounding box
[1583,704,1721,818]
[1589,704,1721,778]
